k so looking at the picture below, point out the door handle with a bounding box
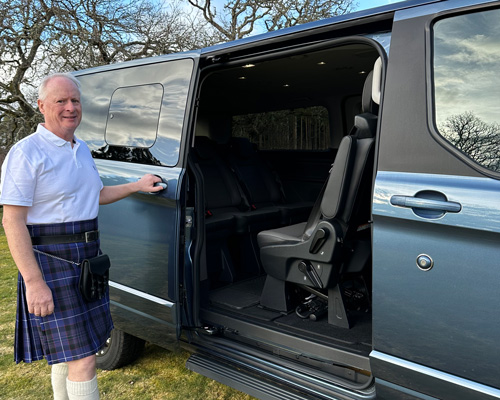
[143,175,167,194]
[390,195,461,213]
[154,181,168,190]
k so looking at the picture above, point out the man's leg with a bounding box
[52,362,69,400]
[66,355,99,400]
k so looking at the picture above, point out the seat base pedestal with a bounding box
[328,285,351,329]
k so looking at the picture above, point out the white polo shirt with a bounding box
[0,124,103,224]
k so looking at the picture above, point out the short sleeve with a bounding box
[0,145,37,207]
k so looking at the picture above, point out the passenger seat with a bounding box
[256,68,378,324]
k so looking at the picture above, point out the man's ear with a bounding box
[37,99,45,114]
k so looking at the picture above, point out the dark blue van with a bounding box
[74,0,500,398]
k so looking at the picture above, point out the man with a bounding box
[0,73,163,399]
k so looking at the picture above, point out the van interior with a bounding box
[188,41,381,386]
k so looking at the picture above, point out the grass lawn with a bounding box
[0,209,255,400]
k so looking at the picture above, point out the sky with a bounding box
[356,0,396,11]
[206,1,401,15]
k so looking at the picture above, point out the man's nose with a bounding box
[65,101,76,111]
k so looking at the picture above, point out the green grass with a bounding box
[0,210,255,400]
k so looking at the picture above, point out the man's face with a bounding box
[38,77,82,140]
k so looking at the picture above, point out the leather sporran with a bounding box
[79,254,111,302]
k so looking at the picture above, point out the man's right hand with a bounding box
[3,205,55,317]
[25,279,54,317]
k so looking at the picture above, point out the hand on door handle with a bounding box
[138,174,167,194]
[151,175,167,192]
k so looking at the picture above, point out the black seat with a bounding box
[257,71,378,325]
[191,135,283,283]
[192,136,283,234]
[227,137,313,225]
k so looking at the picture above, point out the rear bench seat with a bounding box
[191,136,281,235]
[227,137,313,225]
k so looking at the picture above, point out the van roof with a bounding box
[201,0,442,56]
[74,0,442,75]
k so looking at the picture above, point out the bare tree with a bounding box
[440,111,500,171]
[187,0,356,41]
[264,0,356,30]
[0,0,218,154]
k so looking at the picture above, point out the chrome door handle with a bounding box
[390,195,461,213]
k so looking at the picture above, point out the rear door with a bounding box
[75,53,199,348]
[371,1,500,399]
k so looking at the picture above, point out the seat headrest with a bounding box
[353,113,378,139]
[194,136,218,160]
[230,137,255,159]
[362,71,375,114]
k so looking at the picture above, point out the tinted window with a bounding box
[433,9,500,172]
[233,106,330,150]
[106,84,163,148]
[76,58,193,166]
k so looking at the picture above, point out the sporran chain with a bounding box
[32,248,81,266]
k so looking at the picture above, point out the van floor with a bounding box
[202,276,372,356]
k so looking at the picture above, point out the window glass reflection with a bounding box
[106,84,163,148]
[434,9,500,172]
[76,58,194,166]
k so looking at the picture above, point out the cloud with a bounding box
[433,9,500,127]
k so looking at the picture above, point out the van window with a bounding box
[76,58,194,166]
[232,106,330,150]
[106,84,164,148]
[433,8,500,172]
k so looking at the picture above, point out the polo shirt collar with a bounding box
[37,124,77,147]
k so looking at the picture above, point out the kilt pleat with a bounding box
[15,218,114,365]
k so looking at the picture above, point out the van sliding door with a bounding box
[76,53,200,348]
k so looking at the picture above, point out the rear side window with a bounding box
[106,84,164,148]
[232,106,330,150]
[76,58,194,166]
[433,8,500,172]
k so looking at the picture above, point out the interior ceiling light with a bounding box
[238,76,247,80]
[359,70,367,74]
[317,61,326,65]
[242,64,255,68]
[283,84,290,87]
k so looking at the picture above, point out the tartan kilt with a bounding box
[15,218,114,365]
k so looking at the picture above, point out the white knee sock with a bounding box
[51,363,69,400]
[66,375,100,400]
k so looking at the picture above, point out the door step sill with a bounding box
[186,352,315,400]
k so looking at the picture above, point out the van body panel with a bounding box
[96,160,183,299]
[372,171,500,390]
[372,0,500,396]
[371,351,500,400]
[108,282,178,349]
[95,155,183,345]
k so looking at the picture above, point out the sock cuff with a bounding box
[66,375,98,396]
[52,363,69,376]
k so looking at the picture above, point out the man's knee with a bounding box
[67,355,96,381]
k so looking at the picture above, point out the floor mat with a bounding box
[210,276,266,310]
[209,276,283,321]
